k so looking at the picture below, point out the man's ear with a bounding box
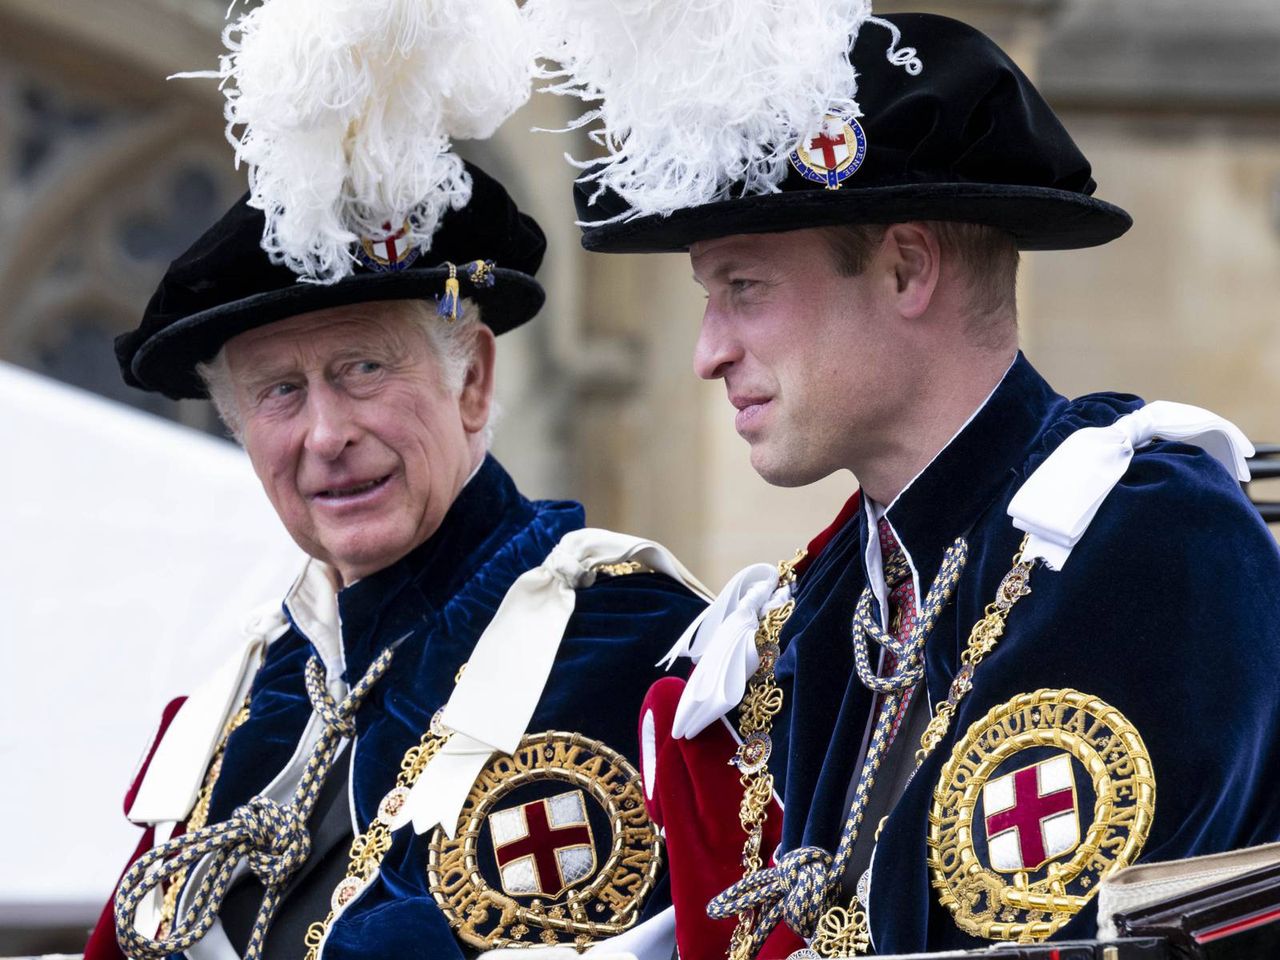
[883,222,941,320]
[459,324,497,435]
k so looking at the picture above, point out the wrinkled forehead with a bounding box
[223,301,425,374]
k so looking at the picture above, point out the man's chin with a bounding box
[749,446,830,489]
[319,528,420,584]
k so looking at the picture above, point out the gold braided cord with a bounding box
[303,660,468,960]
[727,549,805,960]
[809,536,1036,957]
[302,727,450,960]
[915,536,1033,766]
[158,702,251,936]
[115,650,394,960]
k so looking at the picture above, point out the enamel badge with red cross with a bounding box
[489,790,596,898]
[928,689,1155,944]
[983,754,1080,873]
[356,220,421,272]
[428,730,661,952]
[789,113,868,190]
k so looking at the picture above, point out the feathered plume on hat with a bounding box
[524,0,873,223]
[185,0,534,284]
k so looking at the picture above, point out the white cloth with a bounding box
[126,604,288,825]
[401,529,710,837]
[476,905,674,960]
[660,563,792,740]
[1008,400,1253,570]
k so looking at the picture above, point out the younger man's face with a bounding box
[690,226,904,488]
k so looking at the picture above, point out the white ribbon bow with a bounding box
[660,563,792,740]
[1008,400,1253,570]
[400,528,709,837]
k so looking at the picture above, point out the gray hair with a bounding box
[197,298,495,444]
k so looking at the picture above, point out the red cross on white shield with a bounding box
[983,754,1081,873]
[804,119,852,171]
[489,790,597,898]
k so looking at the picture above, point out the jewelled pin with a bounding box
[789,113,868,190]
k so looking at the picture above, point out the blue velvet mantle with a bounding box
[203,456,705,959]
[770,354,1280,954]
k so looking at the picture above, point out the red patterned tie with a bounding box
[876,518,918,742]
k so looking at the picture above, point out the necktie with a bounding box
[876,517,918,744]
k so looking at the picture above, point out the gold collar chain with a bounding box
[726,549,806,960]
[725,536,1037,960]
[809,535,1036,958]
[301,662,467,960]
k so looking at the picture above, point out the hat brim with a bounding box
[130,266,544,399]
[579,182,1132,254]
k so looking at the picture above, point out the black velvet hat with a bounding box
[117,161,546,399]
[575,13,1131,254]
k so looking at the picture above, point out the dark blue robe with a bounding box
[201,455,705,959]
[770,354,1280,954]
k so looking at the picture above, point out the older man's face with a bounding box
[224,303,490,584]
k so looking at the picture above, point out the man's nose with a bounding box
[692,305,742,381]
[303,385,358,459]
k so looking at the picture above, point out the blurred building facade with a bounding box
[0,0,1276,943]
[3,0,1277,587]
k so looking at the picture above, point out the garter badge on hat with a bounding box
[356,221,421,273]
[789,113,868,190]
[928,689,1155,943]
[427,730,660,950]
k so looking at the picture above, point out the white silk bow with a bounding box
[661,563,792,740]
[1008,400,1253,570]
[399,528,709,837]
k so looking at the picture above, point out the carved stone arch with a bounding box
[0,3,239,431]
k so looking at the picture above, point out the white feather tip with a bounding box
[525,0,874,221]
[210,0,534,283]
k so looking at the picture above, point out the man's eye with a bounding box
[345,360,383,378]
[265,382,298,400]
[728,278,757,293]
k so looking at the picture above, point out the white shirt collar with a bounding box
[282,557,346,690]
[276,455,487,688]
[860,355,1018,626]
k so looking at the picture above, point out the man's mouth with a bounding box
[731,396,772,433]
[313,475,391,500]
[732,397,770,411]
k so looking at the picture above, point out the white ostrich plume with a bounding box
[199,0,533,283]
[525,0,872,223]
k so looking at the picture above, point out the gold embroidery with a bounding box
[596,561,651,577]
[427,731,660,950]
[928,689,1155,942]
[157,701,251,936]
